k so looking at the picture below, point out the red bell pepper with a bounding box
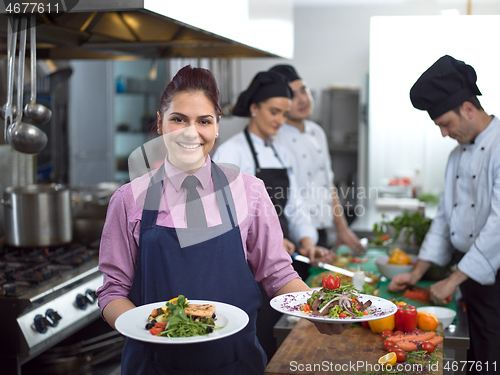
[394,304,418,332]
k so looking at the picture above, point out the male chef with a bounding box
[388,55,500,374]
[270,64,364,253]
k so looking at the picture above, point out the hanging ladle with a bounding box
[6,16,47,154]
[3,15,17,141]
[23,14,52,125]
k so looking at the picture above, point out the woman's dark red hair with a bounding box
[158,65,222,121]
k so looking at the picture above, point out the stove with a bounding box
[0,240,103,375]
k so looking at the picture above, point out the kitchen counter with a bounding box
[267,318,443,375]
[271,247,470,375]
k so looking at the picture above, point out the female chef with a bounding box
[215,70,333,263]
[97,65,347,375]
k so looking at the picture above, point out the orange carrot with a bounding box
[387,331,436,343]
[150,308,158,317]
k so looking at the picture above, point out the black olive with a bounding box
[206,326,213,334]
[212,313,216,319]
[145,319,157,330]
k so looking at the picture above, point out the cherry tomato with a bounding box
[419,341,436,354]
[393,330,404,336]
[149,327,163,335]
[361,321,370,329]
[413,328,423,333]
[381,329,394,340]
[389,347,406,362]
[325,275,336,290]
[332,276,341,289]
[383,339,397,351]
[155,321,167,330]
[322,276,328,289]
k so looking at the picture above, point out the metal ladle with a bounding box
[6,17,47,154]
[23,14,52,125]
[3,16,17,141]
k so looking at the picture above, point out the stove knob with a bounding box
[85,289,97,304]
[33,314,50,333]
[76,293,89,310]
[45,309,62,327]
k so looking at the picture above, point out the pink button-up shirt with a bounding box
[97,155,299,313]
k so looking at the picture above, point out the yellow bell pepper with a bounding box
[368,314,395,333]
[388,248,412,265]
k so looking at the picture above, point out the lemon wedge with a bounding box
[378,352,397,367]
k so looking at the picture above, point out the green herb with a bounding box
[373,211,432,247]
[156,295,221,338]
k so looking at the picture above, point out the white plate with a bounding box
[270,291,397,323]
[115,300,249,344]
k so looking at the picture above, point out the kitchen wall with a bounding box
[222,0,500,198]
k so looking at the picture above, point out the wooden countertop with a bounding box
[265,319,443,375]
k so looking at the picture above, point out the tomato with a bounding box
[393,330,404,336]
[383,339,397,351]
[413,328,423,333]
[332,276,341,289]
[381,329,394,340]
[419,341,436,354]
[388,347,406,362]
[322,276,328,289]
[361,321,370,329]
[155,321,167,329]
[149,327,163,335]
[325,275,340,290]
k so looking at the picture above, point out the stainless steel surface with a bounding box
[0,240,103,375]
[24,14,52,126]
[0,0,288,59]
[293,253,373,283]
[3,183,72,247]
[6,17,48,155]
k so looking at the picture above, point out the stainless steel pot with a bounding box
[3,183,72,247]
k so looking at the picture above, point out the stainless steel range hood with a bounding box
[0,0,294,59]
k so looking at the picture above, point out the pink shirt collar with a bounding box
[163,155,212,192]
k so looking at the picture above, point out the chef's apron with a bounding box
[244,127,289,239]
[121,161,266,375]
[454,251,500,375]
[243,127,304,361]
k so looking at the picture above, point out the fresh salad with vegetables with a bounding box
[303,275,372,318]
[145,295,221,337]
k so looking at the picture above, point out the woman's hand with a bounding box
[283,238,296,256]
[429,269,468,305]
[387,272,416,292]
[335,226,365,254]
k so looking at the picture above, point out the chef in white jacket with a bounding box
[388,55,500,373]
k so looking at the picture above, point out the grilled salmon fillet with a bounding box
[184,304,216,318]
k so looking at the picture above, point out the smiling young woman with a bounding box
[96,65,346,375]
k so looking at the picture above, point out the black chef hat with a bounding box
[410,55,482,120]
[269,64,301,83]
[232,70,292,117]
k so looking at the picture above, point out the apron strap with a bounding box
[244,127,262,174]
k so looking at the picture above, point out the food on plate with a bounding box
[307,270,379,294]
[304,281,372,318]
[145,295,220,337]
[388,248,412,265]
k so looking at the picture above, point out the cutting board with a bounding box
[265,319,443,375]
